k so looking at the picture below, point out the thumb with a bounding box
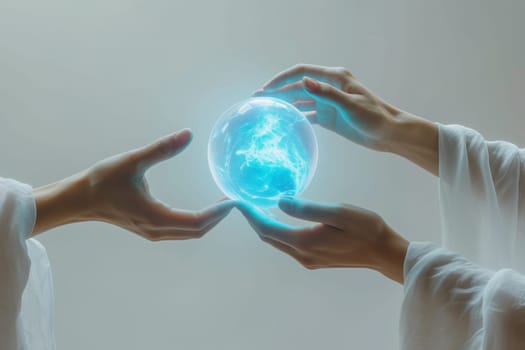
[278,197,342,228]
[132,128,193,171]
[302,77,353,110]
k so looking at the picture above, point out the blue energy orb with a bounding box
[208,97,318,207]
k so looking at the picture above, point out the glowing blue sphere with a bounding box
[208,97,318,207]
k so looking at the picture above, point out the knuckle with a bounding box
[334,66,353,79]
[360,206,384,225]
[340,68,353,79]
[188,212,207,231]
[333,205,348,217]
[293,63,307,74]
[341,82,356,96]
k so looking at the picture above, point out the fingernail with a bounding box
[177,128,192,138]
[165,130,190,153]
[303,77,320,92]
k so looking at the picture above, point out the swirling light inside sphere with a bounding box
[208,97,318,207]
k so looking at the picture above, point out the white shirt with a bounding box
[0,179,55,350]
[400,124,525,349]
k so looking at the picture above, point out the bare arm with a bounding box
[385,112,438,176]
[33,173,92,235]
[32,129,234,240]
[256,64,439,176]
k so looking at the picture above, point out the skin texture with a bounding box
[236,199,408,284]
[31,64,438,285]
[254,64,438,175]
[33,129,234,241]
[242,63,440,284]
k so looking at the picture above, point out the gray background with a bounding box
[1,0,524,349]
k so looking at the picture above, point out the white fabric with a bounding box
[400,124,525,349]
[0,178,55,350]
[438,124,525,270]
[401,242,525,349]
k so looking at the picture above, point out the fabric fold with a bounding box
[401,124,525,349]
[438,124,525,271]
[0,178,55,350]
[401,242,525,349]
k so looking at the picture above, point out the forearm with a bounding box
[32,172,93,236]
[383,111,439,176]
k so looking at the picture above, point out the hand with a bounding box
[236,198,408,284]
[256,64,399,151]
[256,64,438,175]
[33,129,234,240]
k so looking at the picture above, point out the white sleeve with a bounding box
[400,242,525,350]
[438,124,525,270]
[0,178,55,350]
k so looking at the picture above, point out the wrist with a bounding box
[381,112,419,153]
[371,225,409,284]
[32,171,95,235]
[380,112,439,176]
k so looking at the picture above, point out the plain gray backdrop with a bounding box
[1,0,524,349]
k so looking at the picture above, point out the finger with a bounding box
[302,111,318,124]
[235,201,303,245]
[261,235,297,255]
[293,100,316,111]
[260,235,306,264]
[148,199,235,231]
[259,79,354,115]
[274,80,315,102]
[278,198,344,228]
[253,82,310,104]
[265,79,346,132]
[145,214,225,241]
[302,77,355,110]
[131,129,193,171]
[261,64,343,91]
